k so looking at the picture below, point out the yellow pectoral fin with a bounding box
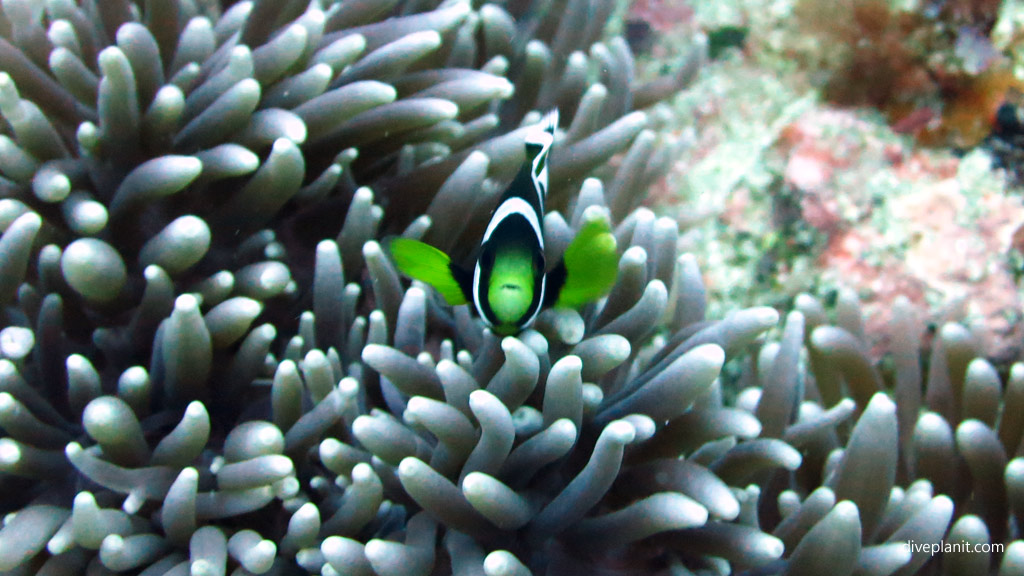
[555,213,619,309]
[388,238,468,305]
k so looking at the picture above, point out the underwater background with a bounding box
[1,0,1024,574]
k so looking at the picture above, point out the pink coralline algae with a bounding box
[627,0,696,34]
[781,109,1024,362]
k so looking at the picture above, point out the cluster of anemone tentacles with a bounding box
[0,0,1023,575]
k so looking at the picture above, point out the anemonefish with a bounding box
[389,110,619,335]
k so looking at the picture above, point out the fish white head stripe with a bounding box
[482,197,544,247]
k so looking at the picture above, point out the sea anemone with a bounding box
[1,1,1022,575]
[739,292,1024,576]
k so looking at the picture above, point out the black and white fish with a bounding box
[390,110,617,335]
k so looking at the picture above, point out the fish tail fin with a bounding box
[526,109,559,153]
[388,238,469,305]
[525,109,558,200]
